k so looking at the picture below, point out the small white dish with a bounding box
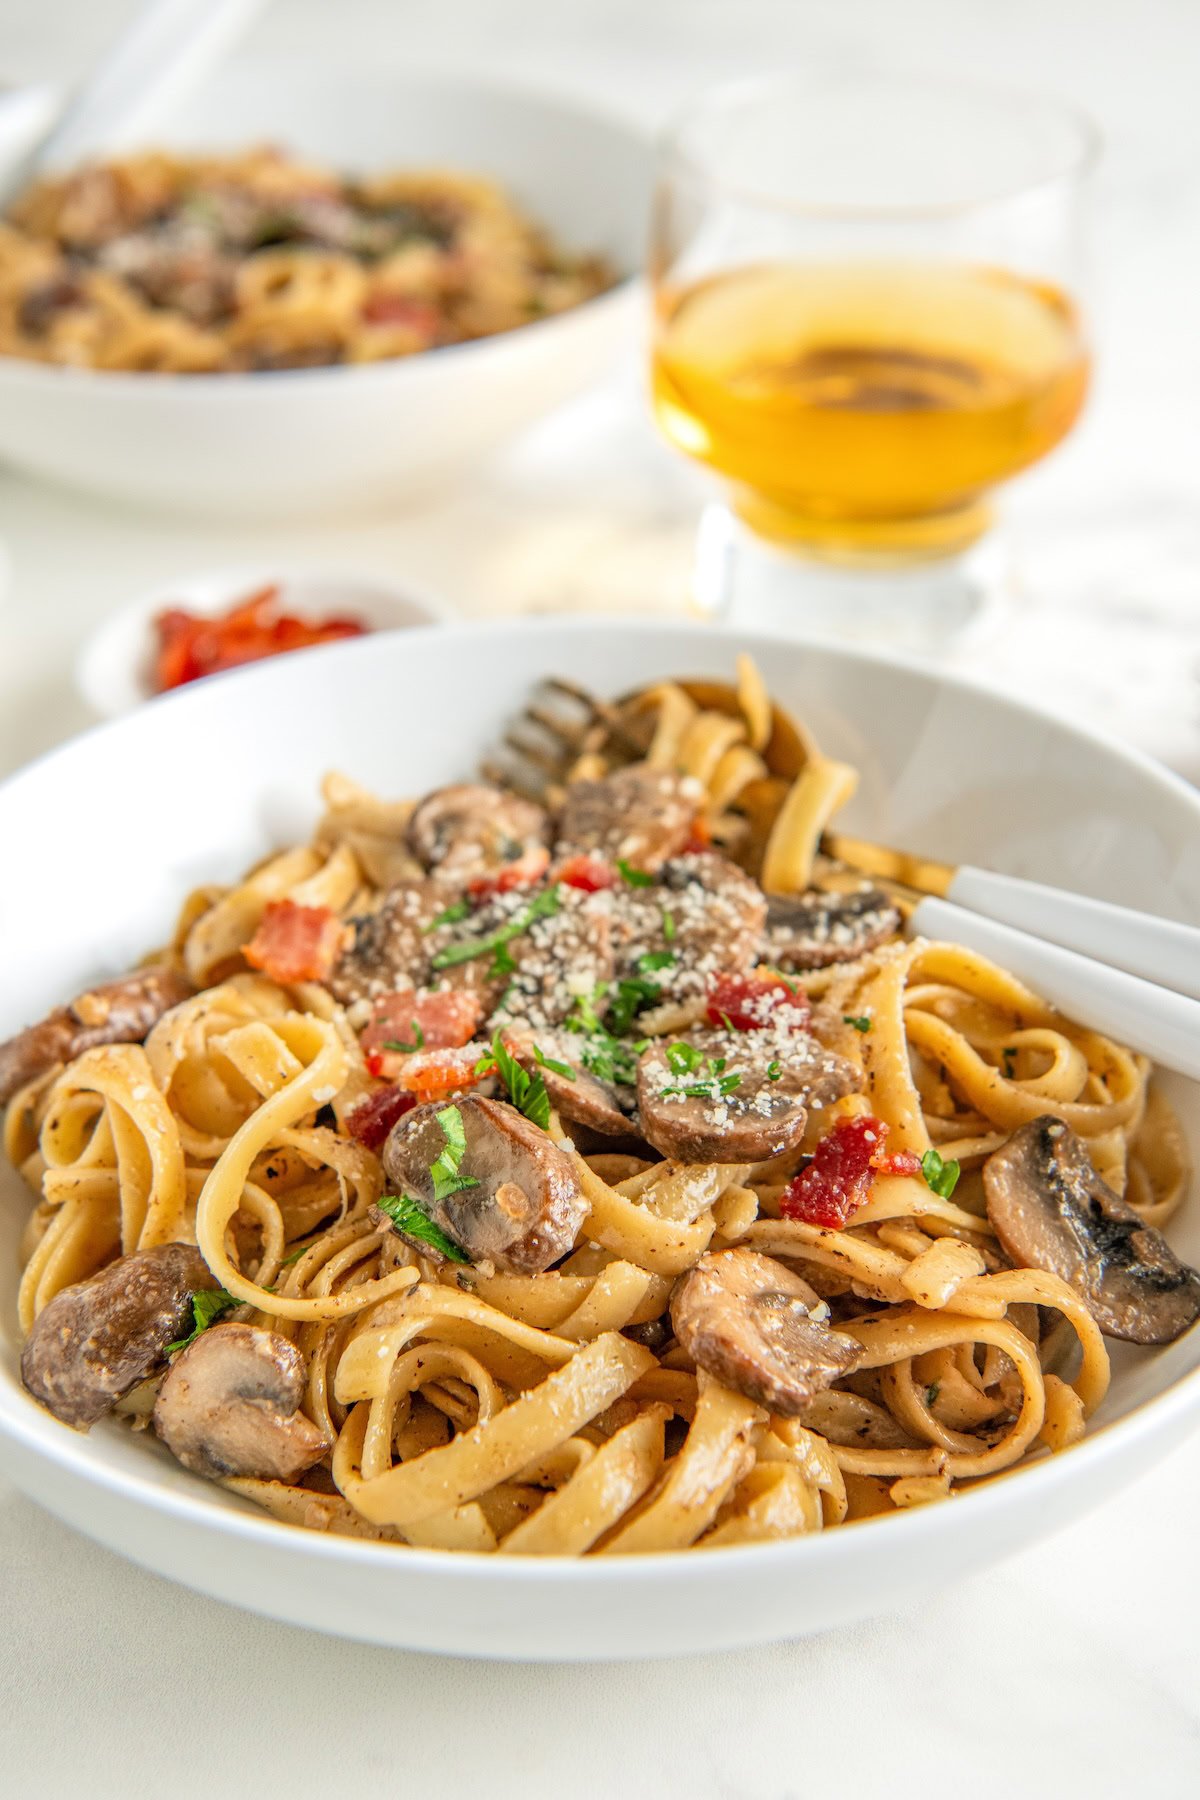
[74,564,446,717]
[1,618,1198,1660]
[0,68,649,517]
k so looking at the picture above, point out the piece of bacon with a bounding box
[554,854,618,893]
[345,1085,416,1151]
[361,987,484,1078]
[706,972,810,1033]
[243,901,344,985]
[780,1114,893,1230]
[396,1047,486,1105]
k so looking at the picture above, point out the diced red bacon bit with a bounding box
[397,1047,485,1105]
[243,901,344,985]
[345,1085,416,1151]
[681,814,712,856]
[467,845,550,900]
[554,853,618,893]
[781,1114,901,1230]
[361,988,483,1058]
[705,972,811,1033]
[873,1149,923,1179]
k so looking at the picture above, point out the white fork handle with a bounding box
[947,865,1200,1001]
[911,896,1200,1081]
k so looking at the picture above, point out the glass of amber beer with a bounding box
[650,73,1098,637]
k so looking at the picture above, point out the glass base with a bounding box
[691,503,1005,654]
[731,488,993,564]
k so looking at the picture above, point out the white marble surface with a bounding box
[1,1,1199,1793]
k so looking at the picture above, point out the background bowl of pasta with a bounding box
[0,617,1197,1660]
[0,67,648,516]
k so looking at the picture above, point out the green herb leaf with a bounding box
[484,1031,552,1131]
[488,942,518,980]
[534,1044,577,1081]
[766,1059,783,1081]
[638,949,676,973]
[920,1148,961,1199]
[607,975,662,1036]
[430,885,561,971]
[660,1073,742,1101]
[844,1014,872,1033]
[566,986,642,1087]
[925,1382,940,1408]
[165,1287,242,1356]
[661,908,676,942]
[279,1241,315,1268]
[617,858,654,888]
[430,1104,480,1202]
[382,1019,425,1053]
[666,1041,704,1076]
[423,898,471,934]
[377,1192,469,1263]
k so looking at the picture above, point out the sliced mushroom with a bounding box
[983,1116,1200,1344]
[494,886,615,1030]
[502,1026,634,1138]
[605,852,766,996]
[381,1093,586,1274]
[763,887,901,972]
[20,1242,212,1428]
[557,767,702,873]
[330,877,496,1007]
[0,963,193,1105]
[406,783,549,886]
[671,1248,862,1415]
[636,1026,858,1164]
[152,1323,330,1480]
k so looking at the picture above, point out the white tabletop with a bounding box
[1,2,1199,1793]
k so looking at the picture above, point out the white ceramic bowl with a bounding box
[0,68,649,517]
[74,563,446,717]
[1,618,1197,1660]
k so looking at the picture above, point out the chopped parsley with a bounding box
[766,1059,783,1081]
[377,1192,469,1263]
[844,1014,872,1033]
[534,1044,577,1081]
[617,859,653,888]
[488,942,518,980]
[166,1287,242,1355]
[920,1148,961,1200]
[423,897,471,934]
[666,1041,704,1076]
[474,1032,552,1131]
[661,907,676,942]
[430,885,561,971]
[638,949,676,974]
[430,1104,479,1202]
[661,1073,742,1101]
[279,1241,316,1267]
[382,1020,425,1053]
[565,987,645,1087]
[607,974,663,1035]
[925,1383,940,1408]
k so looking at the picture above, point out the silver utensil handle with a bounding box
[948,865,1200,1001]
[912,895,1200,1080]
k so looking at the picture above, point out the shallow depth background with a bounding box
[1,1,1198,1795]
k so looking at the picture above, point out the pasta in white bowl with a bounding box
[0,619,1196,1658]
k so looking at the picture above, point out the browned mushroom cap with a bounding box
[406,783,550,885]
[649,853,766,987]
[671,1248,862,1415]
[152,1323,330,1481]
[330,877,497,1008]
[20,1242,212,1428]
[494,885,615,1030]
[0,963,193,1105]
[763,887,901,972]
[501,1026,634,1138]
[557,767,702,873]
[381,1093,586,1273]
[983,1117,1200,1344]
[636,1027,858,1165]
